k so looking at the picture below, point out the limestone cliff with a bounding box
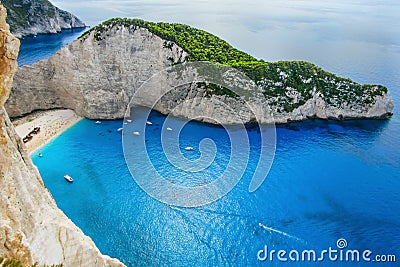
[1,0,85,38]
[0,5,125,267]
[5,19,394,124]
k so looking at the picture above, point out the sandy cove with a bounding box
[13,109,83,154]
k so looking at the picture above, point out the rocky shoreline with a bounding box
[2,0,85,38]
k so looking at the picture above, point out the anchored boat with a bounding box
[64,174,73,183]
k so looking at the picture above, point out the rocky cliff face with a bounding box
[5,22,394,124]
[1,0,85,38]
[0,5,125,267]
[6,24,192,119]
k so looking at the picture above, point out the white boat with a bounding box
[64,174,73,183]
[117,128,123,132]
[127,119,132,123]
[167,127,172,131]
[133,131,140,135]
[95,121,101,124]
[185,146,194,151]
[146,121,153,125]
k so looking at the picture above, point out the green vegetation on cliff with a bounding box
[82,18,388,112]
[2,0,85,38]
[2,0,55,31]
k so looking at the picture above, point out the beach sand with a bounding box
[13,109,83,154]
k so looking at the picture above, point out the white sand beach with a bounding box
[13,109,83,154]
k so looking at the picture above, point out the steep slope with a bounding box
[5,18,394,124]
[0,5,125,267]
[1,0,85,38]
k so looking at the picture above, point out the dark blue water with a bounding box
[17,27,87,66]
[20,4,400,265]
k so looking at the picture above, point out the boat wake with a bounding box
[259,223,305,244]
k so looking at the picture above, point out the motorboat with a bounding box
[185,146,194,151]
[146,121,153,125]
[64,174,73,183]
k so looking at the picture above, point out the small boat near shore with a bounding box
[185,146,194,151]
[146,121,153,125]
[64,174,73,183]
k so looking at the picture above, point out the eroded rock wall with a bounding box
[0,4,125,267]
[5,24,394,125]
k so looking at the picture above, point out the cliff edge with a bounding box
[1,0,85,38]
[5,19,394,124]
[0,5,124,267]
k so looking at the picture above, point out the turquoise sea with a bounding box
[19,1,399,266]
